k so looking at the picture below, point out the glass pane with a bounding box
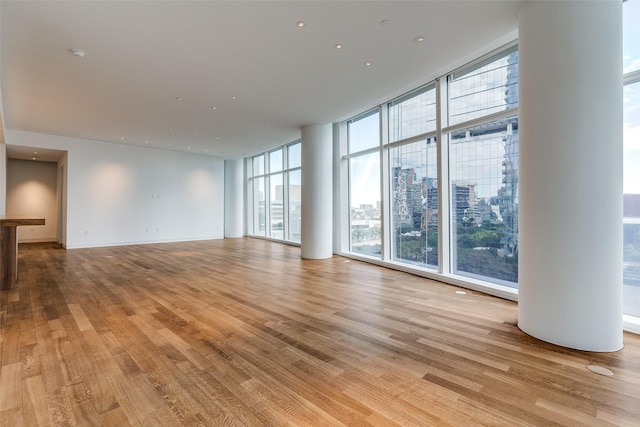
[624,81,640,316]
[288,142,301,169]
[450,117,519,286]
[624,0,640,74]
[449,47,518,126]
[253,177,265,236]
[270,149,283,173]
[624,222,640,317]
[349,152,381,257]
[389,84,436,143]
[348,110,380,153]
[288,170,302,243]
[269,174,284,239]
[390,138,438,268]
[253,155,265,176]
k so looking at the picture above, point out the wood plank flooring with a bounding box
[1,238,640,426]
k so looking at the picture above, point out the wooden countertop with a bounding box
[0,216,46,227]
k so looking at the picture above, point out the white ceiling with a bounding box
[1,1,521,160]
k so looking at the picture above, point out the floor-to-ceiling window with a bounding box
[447,47,519,286]
[247,141,301,244]
[623,0,640,319]
[287,142,302,243]
[251,155,266,236]
[347,110,382,257]
[388,84,438,268]
[341,43,518,291]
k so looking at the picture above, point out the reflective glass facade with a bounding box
[449,117,518,285]
[390,139,438,267]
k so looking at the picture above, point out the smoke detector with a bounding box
[70,49,86,58]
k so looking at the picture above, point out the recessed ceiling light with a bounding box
[34,151,37,154]
[32,157,37,160]
[145,140,149,144]
[70,49,86,58]
[415,36,425,42]
[231,96,237,100]
[169,128,173,131]
[176,97,183,101]
[121,137,125,140]
[194,132,198,136]
[365,61,373,66]
[211,106,217,110]
[296,21,305,27]
[335,43,343,49]
[187,147,191,150]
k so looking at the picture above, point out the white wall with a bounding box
[5,130,224,249]
[6,159,58,242]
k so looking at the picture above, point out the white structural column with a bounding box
[301,124,333,259]
[224,159,244,238]
[518,1,623,351]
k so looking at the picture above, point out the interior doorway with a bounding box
[5,145,67,245]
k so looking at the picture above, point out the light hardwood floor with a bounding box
[1,238,640,426]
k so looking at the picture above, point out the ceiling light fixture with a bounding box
[32,157,37,160]
[121,137,125,140]
[176,97,183,101]
[231,96,237,100]
[211,106,217,110]
[415,36,425,42]
[70,49,86,58]
[296,21,305,28]
[335,43,343,49]
[365,61,373,66]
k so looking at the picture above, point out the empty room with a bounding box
[1,1,640,426]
